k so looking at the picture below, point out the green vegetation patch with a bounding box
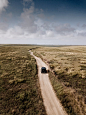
[0,46,46,115]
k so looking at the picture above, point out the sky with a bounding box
[0,0,86,45]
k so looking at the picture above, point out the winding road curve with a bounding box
[30,51,67,115]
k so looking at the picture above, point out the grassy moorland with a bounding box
[33,46,86,115]
[0,45,46,115]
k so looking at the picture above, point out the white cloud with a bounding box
[46,30,55,37]
[78,32,86,37]
[54,24,76,35]
[20,6,37,33]
[0,0,9,13]
[0,0,86,45]
[82,24,86,28]
[0,22,8,30]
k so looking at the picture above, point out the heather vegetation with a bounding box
[33,46,86,115]
[0,45,46,115]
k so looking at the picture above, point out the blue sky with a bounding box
[0,0,86,45]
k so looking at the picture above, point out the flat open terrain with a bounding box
[33,46,86,115]
[0,45,46,115]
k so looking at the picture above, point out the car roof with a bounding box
[41,67,46,69]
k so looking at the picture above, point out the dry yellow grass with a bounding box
[33,46,86,115]
[34,46,86,79]
[0,45,46,115]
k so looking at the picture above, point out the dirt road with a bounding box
[30,51,67,115]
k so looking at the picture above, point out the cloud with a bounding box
[23,0,33,7]
[77,23,86,29]
[0,22,8,31]
[20,6,37,33]
[78,32,86,37]
[0,0,9,13]
[46,30,55,37]
[0,0,77,42]
[54,24,76,35]
[0,0,86,45]
[82,24,86,28]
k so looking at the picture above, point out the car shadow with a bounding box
[41,70,50,74]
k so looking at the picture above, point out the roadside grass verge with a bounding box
[49,71,86,115]
[0,45,46,115]
[33,46,86,115]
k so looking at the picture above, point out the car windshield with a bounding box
[42,67,46,69]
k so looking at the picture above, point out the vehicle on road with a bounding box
[41,67,47,73]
